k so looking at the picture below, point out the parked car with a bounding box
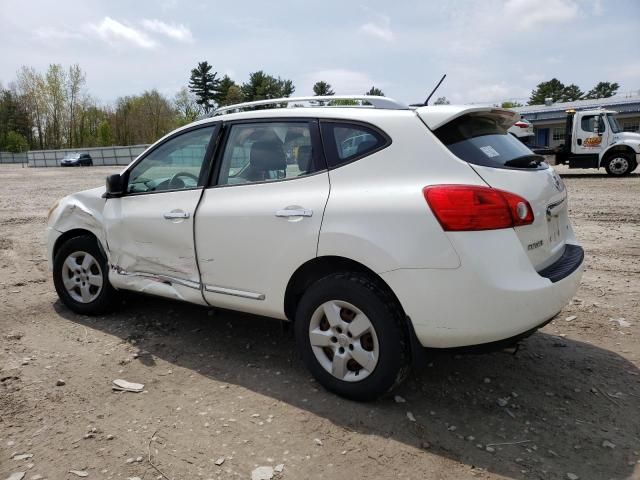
[46,96,584,401]
[60,152,93,167]
[507,118,534,140]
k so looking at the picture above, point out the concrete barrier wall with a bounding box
[0,152,28,164]
[26,145,150,167]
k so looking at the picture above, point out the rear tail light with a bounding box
[423,185,534,231]
[514,122,530,128]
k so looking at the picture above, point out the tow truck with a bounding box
[555,108,640,176]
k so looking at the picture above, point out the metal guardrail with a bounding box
[23,145,150,167]
[0,152,28,165]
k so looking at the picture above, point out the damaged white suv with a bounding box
[47,96,584,400]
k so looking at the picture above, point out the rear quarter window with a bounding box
[434,113,548,170]
[320,121,390,168]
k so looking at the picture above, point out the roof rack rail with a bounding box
[212,95,409,116]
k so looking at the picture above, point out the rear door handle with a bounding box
[163,211,190,220]
[275,208,313,217]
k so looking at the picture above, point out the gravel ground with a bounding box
[1,164,639,480]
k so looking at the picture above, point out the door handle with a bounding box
[163,211,190,220]
[275,208,313,218]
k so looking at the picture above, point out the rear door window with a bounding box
[216,121,322,186]
[320,122,389,168]
[434,113,548,170]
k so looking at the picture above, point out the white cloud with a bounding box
[359,14,394,42]
[303,69,382,96]
[88,17,156,49]
[504,0,579,29]
[141,19,193,43]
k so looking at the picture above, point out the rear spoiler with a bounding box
[416,106,519,130]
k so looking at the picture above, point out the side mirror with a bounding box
[105,174,125,198]
[594,116,601,136]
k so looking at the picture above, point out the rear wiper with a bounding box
[504,154,545,168]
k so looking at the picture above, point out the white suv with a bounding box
[47,96,584,400]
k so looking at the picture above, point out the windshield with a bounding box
[63,153,79,159]
[606,114,621,134]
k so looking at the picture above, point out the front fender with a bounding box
[47,187,108,261]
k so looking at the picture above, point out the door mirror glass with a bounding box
[106,174,124,196]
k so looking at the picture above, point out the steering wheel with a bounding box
[168,171,199,189]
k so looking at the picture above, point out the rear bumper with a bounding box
[381,231,584,348]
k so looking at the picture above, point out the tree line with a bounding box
[7,61,616,152]
[0,61,386,152]
[500,79,620,108]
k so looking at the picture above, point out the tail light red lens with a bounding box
[423,185,534,231]
[514,122,530,128]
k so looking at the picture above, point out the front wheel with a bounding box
[53,235,118,315]
[294,273,410,401]
[604,153,634,176]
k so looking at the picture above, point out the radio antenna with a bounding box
[424,74,447,106]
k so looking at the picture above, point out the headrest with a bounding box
[297,145,312,173]
[285,130,304,144]
[250,141,286,171]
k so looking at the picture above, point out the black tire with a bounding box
[294,273,410,401]
[604,152,634,176]
[53,235,118,315]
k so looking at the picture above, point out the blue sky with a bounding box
[1,0,638,105]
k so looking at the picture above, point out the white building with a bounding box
[514,93,640,148]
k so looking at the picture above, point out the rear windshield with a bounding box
[434,113,548,170]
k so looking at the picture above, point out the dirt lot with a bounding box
[1,164,639,480]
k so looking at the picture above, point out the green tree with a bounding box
[174,86,201,124]
[434,96,450,105]
[313,81,335,96]
[188,61,219,114]
[241,71,295,102]
[584,81,619,99]
[17,66,48,149]
[4,130,29,152]
[0,88,32,148]
[501,101,523,108]
[528,78,565,105]
[222,85,244,106]
[365,86,384,96]
[214,75,238,106]
[97,119,112,146]
[560,84,584,102]
[66,64,86,147]
[44,64,67,148]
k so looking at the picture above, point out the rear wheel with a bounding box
[604,152,634,176]
[53,235,118,315]
[294,273,410,401]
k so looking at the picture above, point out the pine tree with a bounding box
[365,86,384,96]
[560,84,584,102]
[313,81,335,96]
[188,61,219,114]
[528,78,565,105]
[584,81,619,99]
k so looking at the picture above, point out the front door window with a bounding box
[127,126,215,194]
